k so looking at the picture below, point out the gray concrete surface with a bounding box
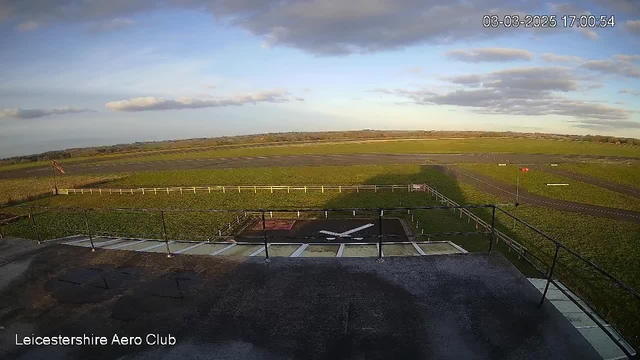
[0,242,600,359]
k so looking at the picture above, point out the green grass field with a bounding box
[3,138,635,173]
[91,138,640,165]
[0,175,123,205]
[560,163,640,190]
[2,163,639,347]
[456,164,640,211]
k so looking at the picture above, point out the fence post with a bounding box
[83,209,95,252]
[29,207,41,244]
[378,209,383,260]
[254,186,257,193]
[539,244,561,307]
[262,211,269,260]
[161,211,171,258]
[0,224,4,239]
[238,186,241,193]
[488,206,496,253]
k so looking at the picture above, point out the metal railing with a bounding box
[58,184,417,195]
[1,203,638,357]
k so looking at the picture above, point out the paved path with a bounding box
[430,165,640,224]
[1,152,637,179]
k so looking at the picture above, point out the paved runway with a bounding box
[1,152,637,179]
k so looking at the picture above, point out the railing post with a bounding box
[29,207,41,244]
[539,244,561,307]
[83,210,95,252]
[488,206,496,253]
[378,209,383,260]
[262,211,269,260]
[161,211,171,258]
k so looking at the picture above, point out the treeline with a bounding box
[2,130,638,165]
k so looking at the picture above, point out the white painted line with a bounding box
[174,242,206,254]
[320,230,351,237]
[412,242,427,256]
[63,236,92,245]
[337,244,345,257]
[211,243,236,256]
[93,238,125,247]
[447,241,469,254]
[137,241,173,252]
[319,223,374,239]
[249,244,270,257]
[290,244,309,257]
[341,223,375,235]
[111,240,146,249]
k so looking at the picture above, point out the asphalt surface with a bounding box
[1,152,638,179]
[0,239,600,360]
[237,218,409,243]
[430,165,640,223]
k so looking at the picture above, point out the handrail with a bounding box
[2,200,638,356]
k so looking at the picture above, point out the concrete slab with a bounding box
[0,245,601,360]
[182,243,229,255]
[301,244,339,257]
[342,244,378,257]
[418,242,462,255]
[168,242,203,253]
[217,244,263,256]
[384,243,420,256]
[266,244,301,257]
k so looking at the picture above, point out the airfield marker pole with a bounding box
[28,207,41,244]
[513,175,519,229]
[51,163,59,195]
[161,211,171,258]
[83,209,95,252]
[539,244,561,307]
[378,209,383,260]
[262,211,269,260]
[488,206,496,253]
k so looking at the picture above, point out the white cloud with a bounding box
[540,53,583,63]
[0,107,93,119]
[582,59,640,78]
[577,28,599,40]
[372,66,638,130]
[406,67,423,73]
[619,89,640,96]
[18,20,39,31]
[0,0,543,55]
[445,48,533,62]
[624,20,640,34]
[105,90,294,112]
[87,18,134,33]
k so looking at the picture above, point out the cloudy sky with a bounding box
[1,0,639,158]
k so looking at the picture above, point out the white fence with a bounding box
[58,182,528,258]
[59,184,418,195]
[420,184,529,258]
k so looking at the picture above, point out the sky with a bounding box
[0,0,639,158]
